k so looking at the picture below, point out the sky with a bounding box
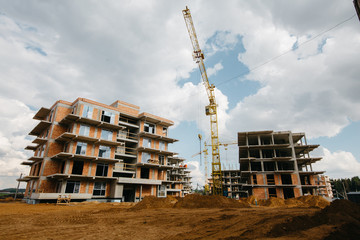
[0,0,359,189]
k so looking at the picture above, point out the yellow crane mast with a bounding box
[183,6,222,195]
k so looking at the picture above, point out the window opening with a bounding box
[158,155,165,165]
[76,142,87,155]
[159,141,165,150]
[281,174,292,184]
[264,162,275,171]
[82,105,93,118]
[252,175,257,184]
[144,122,155,134]
[72,161,84,175]
[79,124,90,136]
[101,129,113,141]
[250,162,262,171]
[140,168,150,179]
[93,182,106,196]
[267,174,275,185]
[65,181,80,193]
[142,152,151,163]
[268,188,277,197]
[98,145,111,158]
[143,138,151,148]
[101,110,115,124]
[96,163,109,177]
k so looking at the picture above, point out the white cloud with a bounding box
[0,0,359,187]
[313,147,360,179]
[187,160,204,189]
[207,62,223,77]
[0,97,34,188]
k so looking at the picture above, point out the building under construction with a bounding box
[237,130,330,199]
[19,98,191,203]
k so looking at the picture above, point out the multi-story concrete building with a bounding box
[19,98,190,203]
[238,130,326,199]
[165,156,192,196]
[222,170,243,199]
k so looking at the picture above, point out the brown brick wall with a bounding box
[83,162,90,176]
[47,142,63,157]
[88,182,94,194]
[42,160,60,176]
[105,183,110,197]
[39,179,56,193]
[291,174,299,185]
[141,185,152,197]
[294,188,302,198]
[253,188,266,199]
[90,163,97,176]
[55,105,71,122]
[80,182,86,194]
[51,125,67,139]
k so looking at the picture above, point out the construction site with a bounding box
[2,3,360,240]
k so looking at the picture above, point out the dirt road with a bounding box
[0,202,333,240]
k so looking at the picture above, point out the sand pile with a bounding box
[296,195,330,208]
[131,196,177,210]
[241,195,329,208]
[174,194,249,208]
[259,197,286,207]
[268,199,360,239]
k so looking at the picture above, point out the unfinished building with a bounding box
[238,130,327,199]
[19,98,191,203]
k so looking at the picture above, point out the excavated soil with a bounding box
[241,195,330,208]
[0,196,357,240]
[268,199,360,239]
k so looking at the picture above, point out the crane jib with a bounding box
[182,6,223,196]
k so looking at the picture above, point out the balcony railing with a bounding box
[113,163,136,172]
[115,146,137,156]
[117,131,138,141]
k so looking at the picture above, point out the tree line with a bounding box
[330,176,360,197]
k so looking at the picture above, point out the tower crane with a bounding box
[183,6,222,195]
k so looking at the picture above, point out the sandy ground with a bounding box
[0,201,337,240]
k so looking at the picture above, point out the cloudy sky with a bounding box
[0,0,359,189]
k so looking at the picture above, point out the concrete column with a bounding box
[288,132,303,196]
[139,185,142,200]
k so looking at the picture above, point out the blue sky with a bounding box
[0,0,359,189]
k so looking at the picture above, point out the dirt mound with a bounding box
[0,197,14,203]
[268,199,360,239]
[174,194,249,208]
[285,198,307,207]
[260,197,286,207]
[296,195,330,208]
[131,196,177,210]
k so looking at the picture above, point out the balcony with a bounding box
[17,175,40,182]
[137,146,176,156]
[117,131,138,143]
[138,131,178,143]
[33,107,51,120]
[118,118,139,129]
[56,132,98,143]
[113,162,136,173]
[28,156,44,162]
[29,120,51,136]
[136,160,173,169]
[46,173,117,180]
[32,137,48,145]
[25,145,38,151]
[59,114,125,131]
[115,146,137,159]
[117,178,162,185]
